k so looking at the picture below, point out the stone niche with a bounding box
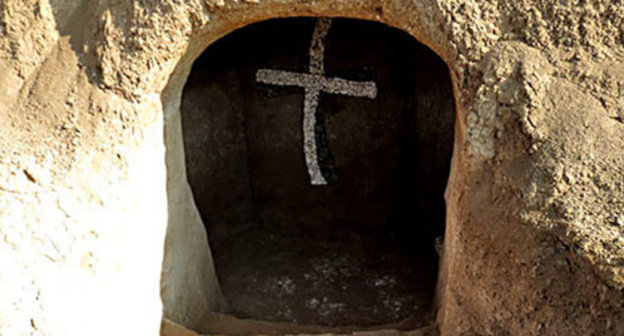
[3,1,624,336]
[167,17,455,334]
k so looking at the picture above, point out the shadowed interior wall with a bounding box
[177,18,456,327]
[4,0,623,334]
[181,18,455,253]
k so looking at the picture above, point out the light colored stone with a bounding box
[161,105,226,328]
[1,0,623,335]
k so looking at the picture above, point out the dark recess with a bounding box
[181,17,455,328]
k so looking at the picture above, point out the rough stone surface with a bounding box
[0,0,623,335]
[161,107,226,328]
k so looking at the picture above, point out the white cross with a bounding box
[256,18,378,185]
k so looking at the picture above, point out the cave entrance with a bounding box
[180,17,455,331]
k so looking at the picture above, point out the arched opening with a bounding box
[166,16,455,334]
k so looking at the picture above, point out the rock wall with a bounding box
[161,101,226,328]
[0,0,622,335]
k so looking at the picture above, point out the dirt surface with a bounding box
[2,0,624,335]
[214,225,437,327]
[162,318,439,336]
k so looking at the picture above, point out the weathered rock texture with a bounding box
[0,0,623,335]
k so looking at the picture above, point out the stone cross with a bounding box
[256,18,378,185]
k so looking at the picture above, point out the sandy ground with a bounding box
[213,224,437,327]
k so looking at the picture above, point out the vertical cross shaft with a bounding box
[303,18,333,185]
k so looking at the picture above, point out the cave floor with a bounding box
[212,224,437,329]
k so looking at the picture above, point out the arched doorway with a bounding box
[168,16,455,334]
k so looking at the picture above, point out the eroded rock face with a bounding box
[0,0,622,335]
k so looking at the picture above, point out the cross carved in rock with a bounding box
[256,18,378,185]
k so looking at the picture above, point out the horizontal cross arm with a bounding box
[322,77,377,99]
[256,69,323,89]
[256,69,377,99]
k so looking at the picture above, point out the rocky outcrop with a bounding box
[0,0,622,335]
